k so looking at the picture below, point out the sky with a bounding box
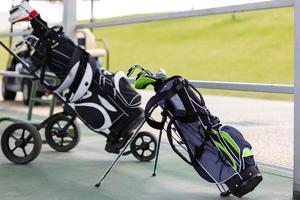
[0,0,268,30]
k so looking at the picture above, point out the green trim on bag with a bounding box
[220,131,240,155]
[211,129,218,135]
[242,147,253,158]
[211,129,240,155]
[213,140,238,170]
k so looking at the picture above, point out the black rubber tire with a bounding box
[45,115,81,152]
[130,131,157,162]
[1,77,16,100]
[1,123,42,164]
[22,79,32,106]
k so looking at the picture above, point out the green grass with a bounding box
[0,38,9,69]
[0,8,294,100]
[93,8,293,83]
[91,8,294,100]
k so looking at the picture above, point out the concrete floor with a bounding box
[0,132,293,200]
[0,93,294,200]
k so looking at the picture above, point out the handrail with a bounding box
[0,30,32,38]
[127,78,294,94]
[76,0,294,29]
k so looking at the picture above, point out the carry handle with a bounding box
[144,87,178,130]
[144,103,166,130]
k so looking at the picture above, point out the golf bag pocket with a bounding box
[68,70,142,136]
[113,71,141,108]
[209,125,261,196]
[69,84,125,134]
[210,125,256,172]
[145,76,262,197]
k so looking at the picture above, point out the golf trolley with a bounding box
[0,40,157,166]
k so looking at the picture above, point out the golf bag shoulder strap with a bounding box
[144,90,172,130]
[60,47,97,102]
[63,49,88,99]
[145,76,210,129]
[144,76,183,130]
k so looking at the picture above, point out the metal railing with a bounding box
[77,0,294,29]
[0,29,31,38]
[127,78,294,94]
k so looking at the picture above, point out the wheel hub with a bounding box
[52,130,67,137]
[140,142,149,150]
[15,139,26,148]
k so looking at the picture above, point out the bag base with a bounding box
[228,166,263,198]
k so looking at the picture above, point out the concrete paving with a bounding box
[0,132,293,200]
[0,96,294,200]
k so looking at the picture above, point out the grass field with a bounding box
[0,38,9,69]
[0,7,294,100]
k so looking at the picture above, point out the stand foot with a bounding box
[94,120,146,189]
[220,190,231,197]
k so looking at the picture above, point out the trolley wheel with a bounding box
[1,77,16,100]
[130,131,157,162]
[45,115,81,152]
[1,122,42,164]
[22,79,32,106]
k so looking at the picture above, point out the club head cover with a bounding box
[8,1,39,24]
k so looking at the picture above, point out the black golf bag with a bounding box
[144,76,262,198]
[29,25,144,152]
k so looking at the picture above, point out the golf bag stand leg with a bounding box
[152,128,163,177]
[217,183,231,197]
[95,120,146,188]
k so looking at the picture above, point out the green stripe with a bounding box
[213,140,238,170]
[220,131,240,155]
[211,129,218,135]
[242,147,253,158]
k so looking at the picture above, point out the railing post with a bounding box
[294,0,300,199]
[63,0,77,42]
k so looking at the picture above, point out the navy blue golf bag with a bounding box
[144,76,262,198]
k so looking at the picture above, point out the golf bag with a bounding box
[27,22,144,152]
[144,76,262,198]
